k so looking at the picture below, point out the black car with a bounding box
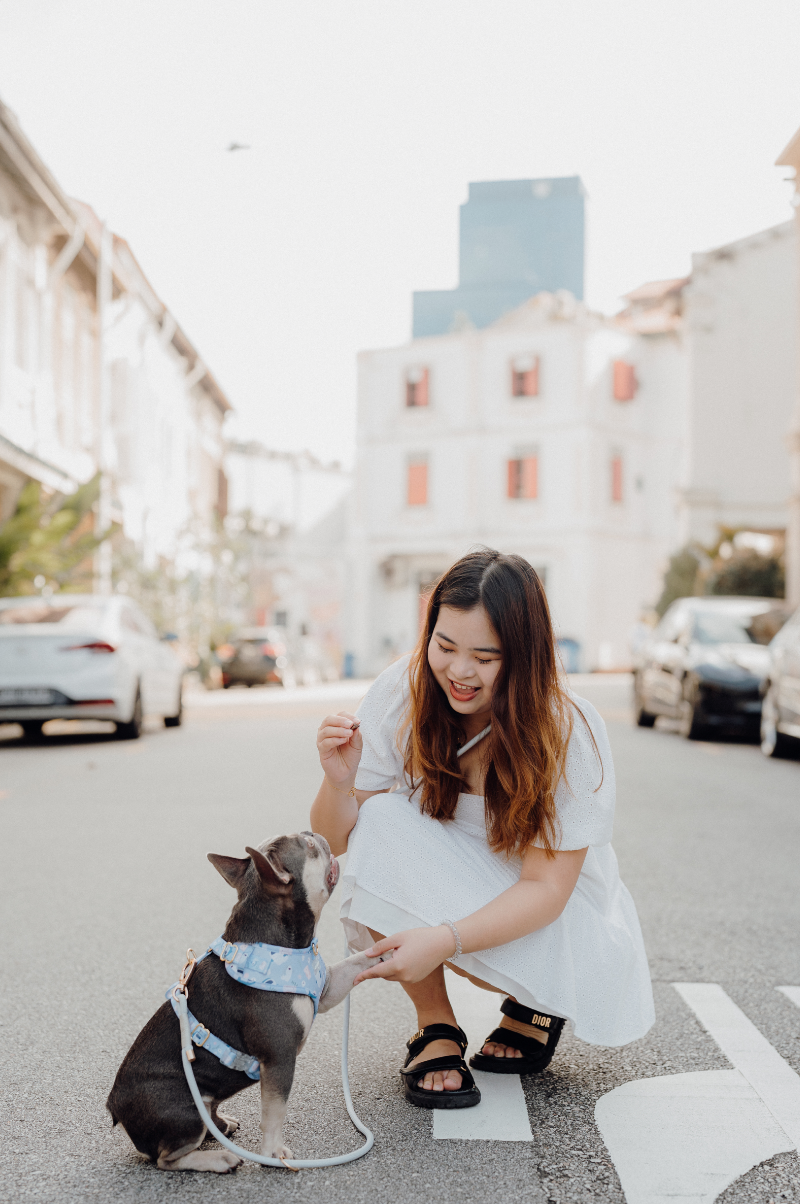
[216,628,289,689]
[760,604,800,758]
[633,597,787,740]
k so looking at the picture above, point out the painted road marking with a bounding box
[777,985,800,1010]
[595,1069,792,1204]
[433,971,533,1142]
[594,984,800,1204]
[674,982,800,1149]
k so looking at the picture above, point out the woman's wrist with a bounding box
[439,920,462,961]
[324,772,358,797]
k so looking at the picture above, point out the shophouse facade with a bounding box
[347,290,686,675]
[0,97,230,585]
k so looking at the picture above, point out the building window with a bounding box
[507,451,538,499]
[406,366,429,407]
[612,360,637,401]
[511,356,539,397]
[407,457,428,505]
[610,452,624,502]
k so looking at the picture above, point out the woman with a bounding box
[311,549,654,1110]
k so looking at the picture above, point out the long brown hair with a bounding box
[404,548,587,858]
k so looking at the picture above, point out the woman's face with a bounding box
[427,604,502,719]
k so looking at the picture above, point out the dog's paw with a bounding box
[159,1149,241,1173]
[215,1111,240,1136]
[212,1151,242,1173]
[351,950,386,969]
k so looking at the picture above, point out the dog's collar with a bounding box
[209,935,327,1017]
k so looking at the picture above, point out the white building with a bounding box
[0,97,230,582]
[347,290,686,675]
[678,221,797,548]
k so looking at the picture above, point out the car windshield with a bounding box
[0,602,107,629]
[692,610,769,646]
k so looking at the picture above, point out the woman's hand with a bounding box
[353,926,456,985]
[317,712,363,785]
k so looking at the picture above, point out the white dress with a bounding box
[340,654,655,1047]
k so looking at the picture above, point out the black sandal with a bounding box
[469,998,565,1075]
[399,1024,481,1110]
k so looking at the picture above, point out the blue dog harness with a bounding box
[167,936,327,1082]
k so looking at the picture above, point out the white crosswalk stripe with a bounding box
[432,971,533,1142]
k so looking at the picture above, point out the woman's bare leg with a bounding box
[367,928,463,1092]
[368,928,522,1069]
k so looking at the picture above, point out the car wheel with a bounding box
[164,684,183,728]
[633,675,656,727]
[20,720,44,739]
[761,683,791,758]
[679,682,706,740]
[116,687,143,740]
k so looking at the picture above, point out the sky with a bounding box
[0,0,799,465]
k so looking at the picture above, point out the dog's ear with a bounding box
[245,845,293,893]
[207,853,251,889]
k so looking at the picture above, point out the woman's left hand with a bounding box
[353,926,456,984]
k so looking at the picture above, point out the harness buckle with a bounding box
[191,1022,212,1048]
[220,942,239,964]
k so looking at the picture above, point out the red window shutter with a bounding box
[408,461,428,505]
[611,455,623,502]
[406,367,429,407]
[415,368,429,406]
[507,459,520,498]
[613,361,637,402]
[521,456,538,498]
[523,361,539,397]
[511,358,539,397]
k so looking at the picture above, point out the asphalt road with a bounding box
[1,677,799,1204]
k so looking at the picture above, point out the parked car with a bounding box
[760,604,800,758]
[215,628,289,688]
[632,596,787,740]
[0,595,184,739]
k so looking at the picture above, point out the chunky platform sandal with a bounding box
[400,1023,481,1110]
[468,998,565,1075]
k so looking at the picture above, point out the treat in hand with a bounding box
[317,711,363,785]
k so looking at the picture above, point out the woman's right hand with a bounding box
[317,712,363,785]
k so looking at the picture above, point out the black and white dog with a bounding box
[107,832,378,1173]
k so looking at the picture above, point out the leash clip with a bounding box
[179,948,197,992]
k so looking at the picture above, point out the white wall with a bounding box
[680,222,797,544]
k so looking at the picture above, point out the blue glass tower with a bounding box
[412,177,585,337]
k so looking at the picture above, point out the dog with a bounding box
[107,831,379,1173]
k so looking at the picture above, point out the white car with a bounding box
[0,595,184,739]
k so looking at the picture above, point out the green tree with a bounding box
[655,546,702,615]
[0,475,115,596]
[706,549,785,598]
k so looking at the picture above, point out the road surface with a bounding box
[1,676,798,1203]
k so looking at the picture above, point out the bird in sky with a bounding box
[227,142,251,152]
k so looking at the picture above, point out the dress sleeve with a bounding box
[550,695,616,849]
[353,654,411,793]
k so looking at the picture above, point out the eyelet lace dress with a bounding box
[340,654,655,1047]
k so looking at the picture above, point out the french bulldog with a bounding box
[107,831,378,1173]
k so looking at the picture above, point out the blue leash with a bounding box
[173,941,374,1171]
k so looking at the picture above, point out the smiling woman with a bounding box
[310,548,654,1113]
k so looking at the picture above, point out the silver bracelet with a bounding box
[442,918,462,961]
